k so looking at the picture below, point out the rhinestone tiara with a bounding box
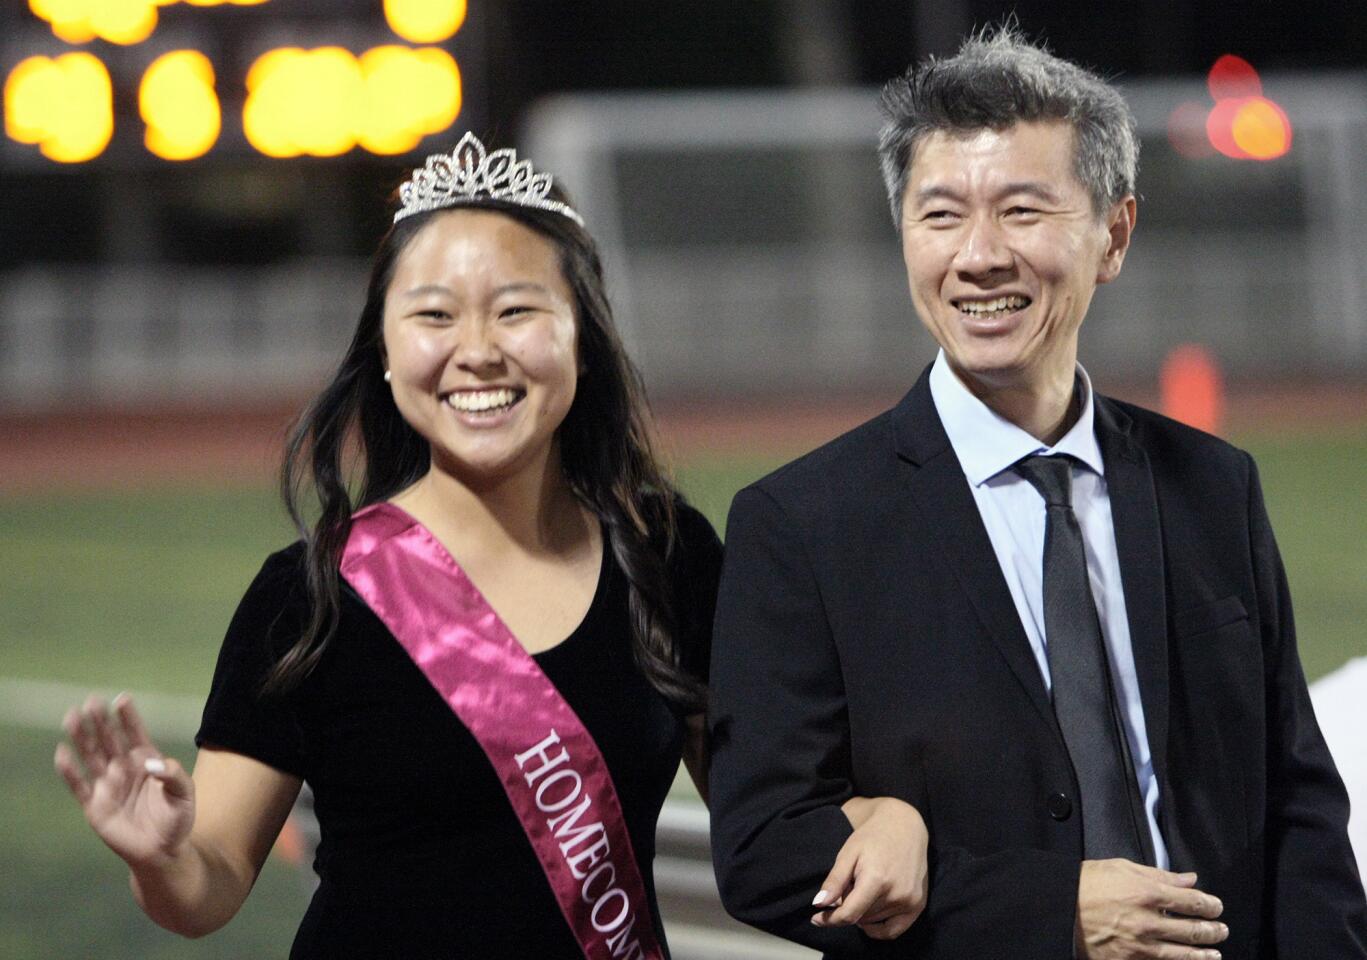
[393,132,584,226]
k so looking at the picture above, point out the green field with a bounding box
[2,432,1365,957]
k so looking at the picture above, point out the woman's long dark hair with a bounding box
[268,187,705,712]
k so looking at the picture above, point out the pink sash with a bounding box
[340,502,665,960]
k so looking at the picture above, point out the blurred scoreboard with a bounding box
[1,0,484,167]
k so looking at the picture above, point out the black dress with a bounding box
[195,505,722,959]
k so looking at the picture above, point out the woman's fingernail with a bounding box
[144,758,166,775]
[812,890,829,907]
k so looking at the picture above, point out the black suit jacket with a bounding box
[708,367,1366,958]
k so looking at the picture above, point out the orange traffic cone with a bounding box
[1160,344,1224,435]
[273,815,307,865]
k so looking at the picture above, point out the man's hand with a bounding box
[1075,859,1228,959]
[810,797,928,940]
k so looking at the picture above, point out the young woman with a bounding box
[55,135,928,957]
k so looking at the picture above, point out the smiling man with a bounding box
[707,26,1367,960]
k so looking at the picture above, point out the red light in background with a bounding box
[1207,54,1262,101]
[1206,96,1292,161]
[1195,54,1293,162]
[1206,97,1251,159]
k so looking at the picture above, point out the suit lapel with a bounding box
[893,371,1056,727]
[1094,398,1171,787]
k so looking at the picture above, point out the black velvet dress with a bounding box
[195,506,721,959]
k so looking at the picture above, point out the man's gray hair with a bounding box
[877,24,1139,224]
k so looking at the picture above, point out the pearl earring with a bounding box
[383,370,391,383]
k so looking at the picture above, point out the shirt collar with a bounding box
[928,349,1105,487]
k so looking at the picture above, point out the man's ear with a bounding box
[1097,195,1137,285]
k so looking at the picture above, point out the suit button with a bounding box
[1048,793,1072,821]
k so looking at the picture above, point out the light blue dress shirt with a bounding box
[928,351,1169,868]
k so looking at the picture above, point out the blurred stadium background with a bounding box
[2,1,1364,957]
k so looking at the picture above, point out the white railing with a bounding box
[5,74,1367,410]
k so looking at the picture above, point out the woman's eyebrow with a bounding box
[491,282,554,297]
[398,281,556,300]
[399,283,454,299]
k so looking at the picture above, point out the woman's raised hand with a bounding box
[810,796,929,940]
[55,694,196,868]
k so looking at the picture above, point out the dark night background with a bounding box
[3,0,1365,269]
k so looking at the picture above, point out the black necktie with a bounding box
[1015,455,1150,863]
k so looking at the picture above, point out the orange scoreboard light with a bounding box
[242,46,461,158]
[4,52,114,162]
[2,0,478,165]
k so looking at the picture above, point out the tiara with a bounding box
[393,132,584,226]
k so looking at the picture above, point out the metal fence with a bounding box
[3,73,1366,412]
[523,77,1367,394]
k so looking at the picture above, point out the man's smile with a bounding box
[951,294,1032,319]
